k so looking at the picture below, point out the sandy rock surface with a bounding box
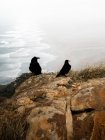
[1,74,105,140]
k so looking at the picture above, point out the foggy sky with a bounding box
[0,0,105,84]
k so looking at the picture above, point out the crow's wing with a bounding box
[57,63,71,77]
[56,64,67,76]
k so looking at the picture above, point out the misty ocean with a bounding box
[1,21,105,85]
[0,22,56,84]
[1,0,105,84]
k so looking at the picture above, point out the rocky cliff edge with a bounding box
[1,73,105,140]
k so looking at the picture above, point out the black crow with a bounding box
[29,56,42,75]
[56,60,71,77]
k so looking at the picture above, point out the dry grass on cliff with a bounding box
[70,65,105,81]
[0,109,28,140]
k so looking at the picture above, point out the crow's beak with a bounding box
[36,57,40,59]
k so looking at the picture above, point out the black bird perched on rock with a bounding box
[56,60,71,77]
[29,56,42,75]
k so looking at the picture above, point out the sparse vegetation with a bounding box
[0,109,28,140]
[0,73,33,98]
[70,65,105,81]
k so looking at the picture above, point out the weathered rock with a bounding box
[90,111,105,140]
[16,97,34,106]
[12,77,105,140]
[26,107,67,140]
[1,74,105,140]
[71,86,105,111]
[66,96,73,140]
[73,112,94,140]
[71,87,95,111]
[17,106,26,114]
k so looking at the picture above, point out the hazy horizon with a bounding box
[0,0,105,84]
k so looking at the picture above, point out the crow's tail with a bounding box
[56,73,60,77]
